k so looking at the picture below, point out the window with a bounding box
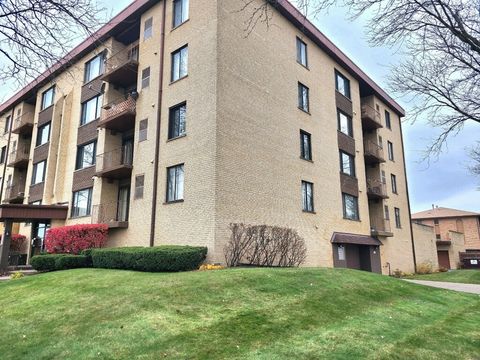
[387,141,394,161]
[168,103,186,139]
[337,245,346,261]
[36,122,51,147]
[335,71,350,99]
[298,83,309,112]
[31,161,46,185]
[139,119,148,142]
[381,170,386,184]
[391,174,397,194]
[141,67,150,89]
[167,164,184,202]
[0,146,6,164]
[71,188,93,217]
[80,95,103,125]
[434,219,439,225]
[134,174,145,199]
[343,193,359,220]
[384,205,390,220]
[296,37,307,67]
[75,141,96,170]
[337,109,352,137]
[385,110,391,129]
[300,130,312,161]
[41,86,55,110]
[144,17,153,40]
[4,115,11,134]
[394,207,401,228]
[171,45,188,82]
[340,151,355,177]
[173,0,189,28]
[84,53,104,83]
[436,234,441,240]
[302,181,314,212]
[31,200,42,205]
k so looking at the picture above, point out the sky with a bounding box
[0,0,479,214]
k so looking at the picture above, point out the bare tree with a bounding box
[469,142,480,177]
[0,0,105,87]
[246,0,480,157]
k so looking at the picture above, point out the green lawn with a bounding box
[1,268,479,360]
[407,269,480,284]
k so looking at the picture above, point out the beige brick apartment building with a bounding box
[0,0,416,274]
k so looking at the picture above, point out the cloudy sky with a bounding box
[1,0,479,214]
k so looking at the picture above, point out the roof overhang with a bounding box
[0,204,68,222]
[331,232,383,246]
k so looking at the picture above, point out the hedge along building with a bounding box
[0,0,416,274]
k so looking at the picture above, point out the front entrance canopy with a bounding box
[0,204,68,222]
[331,232,383,246]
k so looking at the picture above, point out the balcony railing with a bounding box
[8,145,30,168]
[361,104,383,130]
[98,96,136,131]
[11,112,34,135]
[96,145,133,179]
[92,200,129,228]
[4,183,25,204]
[101,42,139,86]
[370,217,393,237]
[367,180,389,199]
[364,140,386,164]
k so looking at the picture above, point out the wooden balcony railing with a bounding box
[364,140,386,164]
[361,104,383,130]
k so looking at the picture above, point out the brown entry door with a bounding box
[437,251,451,269]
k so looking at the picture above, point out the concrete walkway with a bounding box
[404,279,480,295]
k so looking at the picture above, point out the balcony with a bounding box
[98,96,136,132]
[96,146,133,179]
[7,146,30,169]
[361,104,383,130]
[92,201,129,229]
[367,180,389,200]
[4,184,25,204]
[364,140,386,164]
[370,217,394,237]
[101,43,139,87]
[11,112,34,135]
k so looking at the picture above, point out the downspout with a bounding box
[150,0,167,247]
[399,118,417,273]
[0,107,15,202]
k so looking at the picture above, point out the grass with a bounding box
[407,269,480,284]
[1,268,479,360]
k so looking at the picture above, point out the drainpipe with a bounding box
[0,107,15,202]
[399,118,417,273]
[150,0,167,247]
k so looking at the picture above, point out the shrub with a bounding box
[224,223,307,267]
[80,249,94,267]
[10,234,27,252]
[416,262,433,275]
[10,271,24,280]
[44,224,108,255]
[199,264,225,271]
[30,254,88,272]
[91,246,208,272]
[392,269,404,278]
[30,254,60,272]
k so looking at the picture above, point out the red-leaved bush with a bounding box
[10,234,27,252]
[45,224,108,254]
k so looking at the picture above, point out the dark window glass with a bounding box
[41,87,55,110]
[31,161,46,185]
[296,37,307,67]
[84,53,104,83]
[335,71,351,99]
[171,45,188,82]
[71,188,93,217]
[134,174,145,199]
[80,95,103,125]
[298,83,309,112]
[173,0,189,28]
[385,110,391,129]
[302,181,314,212]
[75,141,96,170]
[343,193,359,220]
[168,103,186,139]
[4,115,11,134]
[300,130,312,160]
[167,164,184,202]
[391,174,397,194]
[139,119,148,142]
[144,17,153,40]
[395,207,401,228]
[387,141,394,161]
[337,109,352,137]
[142,67,150,89]
[0,146,6,164]
[36,122,51,146]
[340,151,355,177]
[384,205,390,220]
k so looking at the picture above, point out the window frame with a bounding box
[168,102,187,140]
[298,82,309,113]
[139,119,148,142]
[84,53,104,83]
[387,141,394,161]
[340,150,355,177]
[80,95,103,126]
[394,207,401,228]
[337,109,353,137]
[0,146,6,164]
[342,193,359,221]
[302,180,314,213]
[171,45,188,82]
[384,205,390,220]
[335,70,351,99]
[300,130,312,161]
[4,115,11,134]
[166,164,185,203]
[134,174,145,199]
[71,187,93,218]
[296,37,308,67]
[141,67,151,89]
[36,122,51,147]
[31,160,46,185]
[75,141,97,170]
[391,173,398,194]
[41,86,55,110]
[385,110,391,129]
[144,17,153,40]
[173,0,189,28]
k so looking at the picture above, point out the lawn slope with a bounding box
[1,268,479,360]
[408,269,480,284]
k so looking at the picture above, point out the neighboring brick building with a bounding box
[412,206,480,268]
[0,0,415,274]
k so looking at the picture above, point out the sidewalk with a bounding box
[404,279,480,295]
